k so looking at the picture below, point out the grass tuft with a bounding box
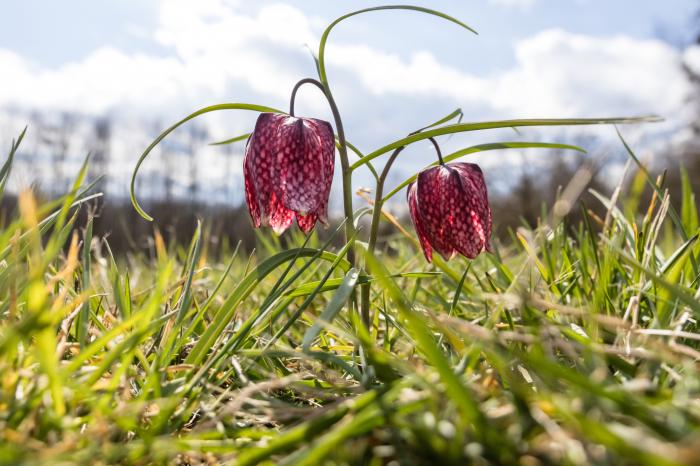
[1,132,700,465]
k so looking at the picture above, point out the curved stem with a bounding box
[321,80,365,375]
[286,78,357,266]
[350,116,661,171]
[316,6,477,338]
[361,135,443,325]
[360,145,404,330]
[320,84,357,267]
[367,147,405,254]
[130,103,282,221]
[318,6,477,84]
[369,136,441,253]
[428,137,445,165]
[289,78,326,117]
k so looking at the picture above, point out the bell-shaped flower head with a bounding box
[407,162,492,262]
[244,113,335,234]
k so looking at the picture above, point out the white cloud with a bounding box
[0,0,695,191]
[153,0,317,101]
[0,1,691,127]
[684,44,700,75]
[328,28,688,120]
[0,0,321,118]
[488,0,538,9]
[0,47,187,115]
[496,30,688,118]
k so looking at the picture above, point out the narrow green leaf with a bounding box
[615,127,697,276]
[264,237,357,351]
[355,117,659,170]
[660,234,699,275]
[382,141,586,201]
[419,107,463,132]
[318,5,477,85]
[130,103,283,221]
[285,271,440,298]
[208,132,251,146]
[77,216,93,348]
[0,126,25,202]
[364,252,492,438]
[680,165,698,233]
[185,248,351,365]
[302,268,359,351]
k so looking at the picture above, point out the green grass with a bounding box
[2,131,700,466]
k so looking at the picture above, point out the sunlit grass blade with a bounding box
[235,390,383,466]
[615,127,697,276]
[364,252,506,453]
[185,248,351,365]
[76,214,93,347]
[302,268,359,351]
[263,236,357,351]
[419,107,463,131]
[284,271,440,298]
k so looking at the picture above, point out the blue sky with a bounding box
[2,1,696,68]
[0,0,698,201]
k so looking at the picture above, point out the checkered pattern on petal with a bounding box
[408,162,493,262]
[450,162,492,253]
[243,138,260,228]
[416,166,457,260]
[243,114,279,227]
[296,212,319,234]
[407,181,433,262]
[267,191,295,235]
[304,118,335,224]
[274,117,334,216]
[243,112,335,235]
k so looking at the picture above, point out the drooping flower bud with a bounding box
[244,113,335,234]
[407,162,492,262]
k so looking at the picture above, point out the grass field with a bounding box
[1,127,700,465]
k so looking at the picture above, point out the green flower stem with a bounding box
[430,137,445,165]
[289,78,323,117]
[367,148,405,255]
[361,137,443,327]
[360,146,404,328]
[315,4,478,339]
[324,87,357,269]
[291,78,360,341]
[288,78,357,268]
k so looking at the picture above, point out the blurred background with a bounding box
[0,0,699,252]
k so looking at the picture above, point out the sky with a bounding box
[0,0,698,204]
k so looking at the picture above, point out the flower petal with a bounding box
[450,163,492,255]
[296,212,318,234]
[243,112,335,234]
[267,191,295,235]
[243,135,261,228]
[274,116,334,216]
[247,113,283,226]
[307,117,335,223]
[407,181,433,262]
[416,166,457,260]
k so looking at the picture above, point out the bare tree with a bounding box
[186,124,209,203]
[89,117,111,194]
[154,120,175,203]
[46,112,75,195]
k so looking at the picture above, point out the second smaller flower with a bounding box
[407,162,492,262]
